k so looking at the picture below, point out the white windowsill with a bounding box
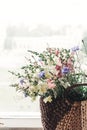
[0,112,42,128]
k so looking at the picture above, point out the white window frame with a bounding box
[0,112,42,128]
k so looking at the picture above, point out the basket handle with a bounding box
[66,83,87,92]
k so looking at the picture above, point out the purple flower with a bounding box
[38,58,42,61]
[20,79,25,85]
[39,71,45,78]
[62,67,69,74]
[71,46,79,52]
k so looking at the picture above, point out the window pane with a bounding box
[0,0,86,113]
[0,25,83,112]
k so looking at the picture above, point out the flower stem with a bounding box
[82,40,87,55]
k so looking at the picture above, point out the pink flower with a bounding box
[47,79,56,89]
[57,71,62,78]
[57,58,62,66]
[55,65,62,78]
[55,65,61,71]
[55,50,59,56]
[67,58,74,71]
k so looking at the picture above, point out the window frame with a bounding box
[0,112,42,128]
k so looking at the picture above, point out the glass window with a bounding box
[0,0,86,113]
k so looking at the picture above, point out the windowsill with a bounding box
[0,112,42,128]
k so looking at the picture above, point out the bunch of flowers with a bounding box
[10,45,87,103]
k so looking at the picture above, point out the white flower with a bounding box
[38,82,48,95]
[29,85,38,93]
[47,59,54,65]
[44,65,55,75]
[59,79,70,88]
[43,96,52,103]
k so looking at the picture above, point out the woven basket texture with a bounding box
[40,97,87,130]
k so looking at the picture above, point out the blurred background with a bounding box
[0,0,87,112]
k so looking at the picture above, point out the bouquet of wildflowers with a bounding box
[10,45,87,103]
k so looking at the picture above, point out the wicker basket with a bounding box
[40,84,87,130]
